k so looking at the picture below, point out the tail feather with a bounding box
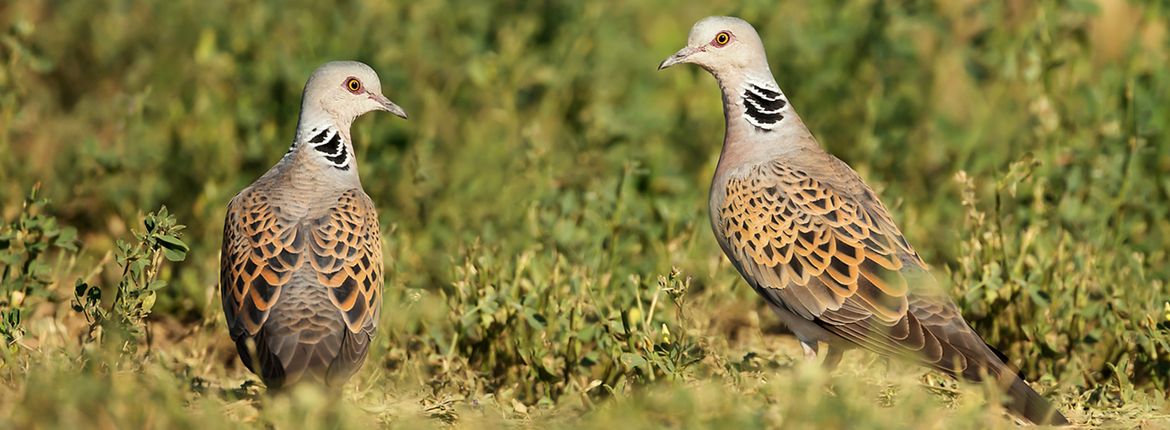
[234,330,289,388]
[996,362,1069,425]
[921,329,1069,425]
[952,343,1068,425]
[325,328,374,386]
[235,325,373,390]
[978,341,1069,425]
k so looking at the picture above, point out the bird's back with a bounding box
[221,155,382,388]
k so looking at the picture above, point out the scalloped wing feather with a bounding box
[717,158,989,373]
[220,188,382,349]
[719,160,917,322]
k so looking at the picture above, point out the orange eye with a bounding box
[714,31,731,46]
[345,77,362,93]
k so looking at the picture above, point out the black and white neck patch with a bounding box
[307,128,350,170]
[740,82,787,131]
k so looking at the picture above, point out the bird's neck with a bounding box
[283,118,362,185]
[714,69,816,169]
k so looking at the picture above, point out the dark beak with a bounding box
[370,93,408,119]
[658,46,696,70]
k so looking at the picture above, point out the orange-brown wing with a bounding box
[304,190,383,335]
[220,189,383,340]
[220,189,302,339]
[718,159,988,370]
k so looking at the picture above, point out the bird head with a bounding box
[300,61,408,128]
[658,16,770,77]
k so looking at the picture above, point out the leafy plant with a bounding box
[418,242,705,409]
[0,184,78,346]
[951,154,1170,393]
[72,207,189,356]
[621,268,705,383]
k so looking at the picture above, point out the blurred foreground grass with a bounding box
[1,0,1169,428]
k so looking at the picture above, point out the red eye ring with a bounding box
[344,77,363,94]
[713,31,731,47]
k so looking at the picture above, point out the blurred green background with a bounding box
[1,0,1168,428]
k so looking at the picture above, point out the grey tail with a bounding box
[955,343,1068,425]
[1000,368,1070,425]
[920,331,1070,424]
[237,325,372,390]
[973,341,1069,425]
[234,330,288,389]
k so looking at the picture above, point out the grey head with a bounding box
[297,61,408,131]
[281,61,409,174]
[658,16,772,78]
[659,17,803,140]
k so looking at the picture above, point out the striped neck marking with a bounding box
[307,128,350,171]
[740,82,787,131]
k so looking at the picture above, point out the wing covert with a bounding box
[220,189,383,339]
[719,160,919,323]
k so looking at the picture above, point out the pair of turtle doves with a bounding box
[219,16,1068,425]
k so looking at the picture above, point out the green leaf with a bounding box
[524,309,547,330]
[130,259,147,277]
[155,234,188,251]
[162,247,187,262]
[55,227,78,251]
[156,234,189,261]
[146,279,167,292]
[141,292,157,312]
[620,352,647,370]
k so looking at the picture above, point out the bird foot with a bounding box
[822,346,843,370]
[800,340,818,361]
[800,341,844,370]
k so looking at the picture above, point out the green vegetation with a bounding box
[2,0,1168,428]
